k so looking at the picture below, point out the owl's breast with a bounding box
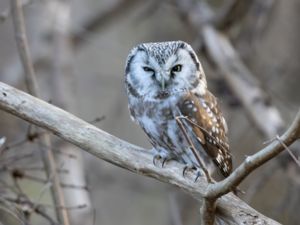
[130,96,179,138]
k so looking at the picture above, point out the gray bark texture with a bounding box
[0,81,283,225]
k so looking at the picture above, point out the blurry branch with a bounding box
[71,0,141,47]
[2,0,141,87]
[201,26,284,137]
[2,196,65,225]
[0,0,37,23]
[213,0,254,30]
[10,0,69,224]
[1,81,296,224]
[11,0,38,93]
[173,0,299,201]
[50,0,93,221]
[174,0,284,138]
[236,0,277,58]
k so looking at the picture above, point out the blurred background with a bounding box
[0,0,299,224]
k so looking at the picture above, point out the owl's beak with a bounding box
[157,72,168,91]
[160,77,165,91]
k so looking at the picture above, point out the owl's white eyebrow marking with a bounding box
[164,54,178,69]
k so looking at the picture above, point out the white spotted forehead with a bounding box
[127,41,195,65]
[140,41,186,65]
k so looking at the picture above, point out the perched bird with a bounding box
[124,41,232,179]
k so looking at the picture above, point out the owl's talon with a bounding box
[182,165,197,177]
[152,154,161,166]
[162,157,168,168]
[152,152,174,168]
[182,166,188,177]
[194,171,201,182]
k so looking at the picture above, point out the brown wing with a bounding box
[177,91,232,177]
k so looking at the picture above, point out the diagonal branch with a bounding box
[206,110,300,199]
[200,110,300,224]
[0,81,293,225]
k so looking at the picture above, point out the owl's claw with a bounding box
[162,157,168,167]
[194,171,201,182]
[152,154,161,166]
[182,165,197,177]
[182,165,208,183]
[152,152,174,168]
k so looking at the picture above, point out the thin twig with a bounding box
[10,0,69,224]
[3,196,59,225]
[0,0,32,23]
[206,110,300,199]
[175,116,212,183]
[275,135,300,168]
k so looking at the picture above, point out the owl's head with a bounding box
[125,41,207,99]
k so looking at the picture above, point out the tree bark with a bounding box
[0,81,283,225]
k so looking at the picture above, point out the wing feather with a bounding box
[177,91,232,177]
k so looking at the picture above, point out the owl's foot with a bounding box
[183,165,213,183]
[182,165,200,182]
[152,150,175,168]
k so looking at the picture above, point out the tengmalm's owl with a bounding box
[125,41,232,179]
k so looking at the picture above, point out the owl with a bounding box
[124,41,232,179]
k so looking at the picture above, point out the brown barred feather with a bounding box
[177,91,232,177]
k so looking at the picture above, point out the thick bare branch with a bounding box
[0,81,285,224]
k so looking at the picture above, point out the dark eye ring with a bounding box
[171,64,182,73]
[143,66,154,72]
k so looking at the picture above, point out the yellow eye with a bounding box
[171,65,182,73]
